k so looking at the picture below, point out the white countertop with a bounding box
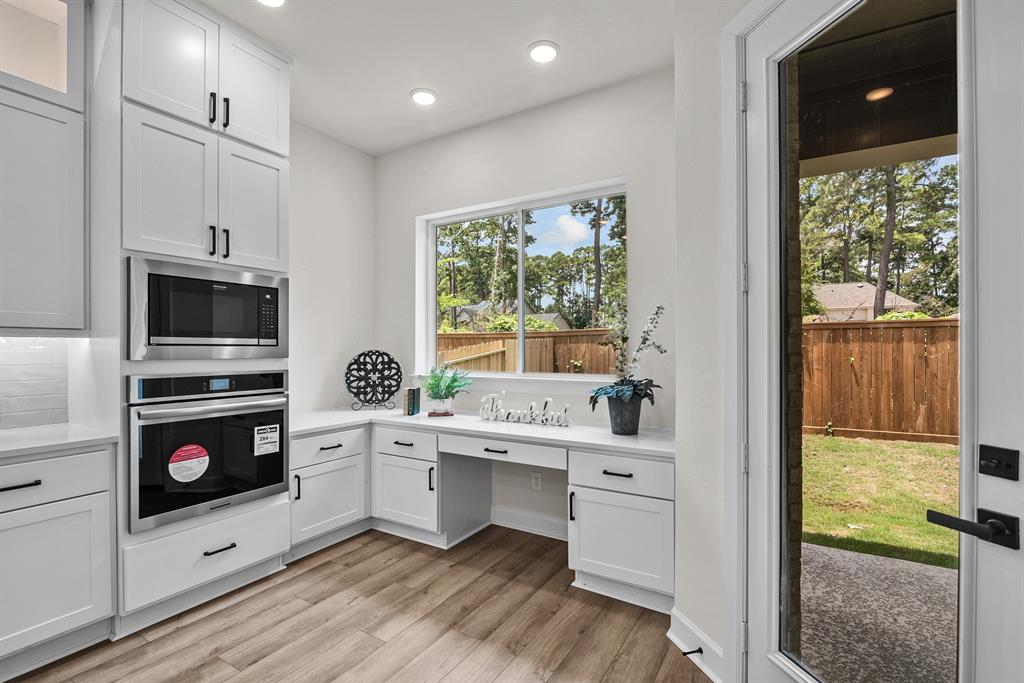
[290,409,675,460]
[0,423,119,461]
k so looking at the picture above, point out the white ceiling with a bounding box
[204,0,675,155]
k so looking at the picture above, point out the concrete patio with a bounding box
[799,543,958,683]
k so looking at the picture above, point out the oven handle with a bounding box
[136,396,287,422]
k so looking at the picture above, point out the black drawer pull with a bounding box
[203,542,237,557]
[394,440,414,447]
[0,479,42,494]
[209,92,217,123]
[569,491,576,521]
[484,447,508,454]
[319,443,343,451]
[428,466,435,491]
[602,469,634,479]
[294,473,301,500]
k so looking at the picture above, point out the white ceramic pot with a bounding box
[428,397,453,415]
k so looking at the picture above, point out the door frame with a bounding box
[720,0,978,680]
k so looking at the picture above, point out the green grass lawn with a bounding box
[802,434,960,568]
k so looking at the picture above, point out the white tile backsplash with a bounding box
[0,338,69,430]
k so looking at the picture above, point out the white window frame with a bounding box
[415,178,626,391]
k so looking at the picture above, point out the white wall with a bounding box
[288,122,376,412]
[672,0,745,677]
[373,69,676,429]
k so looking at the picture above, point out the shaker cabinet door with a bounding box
[0,90,84,329]
[123,0,219,127]
[219,29,289,155]
[372,453,438,533]
[568,485,673,594]
[123,103,219,261]
[291,455,366,544]
[218,139,288,272]
[0,493,112,656]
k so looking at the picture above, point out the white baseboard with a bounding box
[667,607,726,683]
[491,504,567,541]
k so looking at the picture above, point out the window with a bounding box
[433,190,626,376]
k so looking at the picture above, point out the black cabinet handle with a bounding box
[394,440,414,447]
[222,228,230,258]
[294,473,301,500]
[927,508,1020,550]
[569,491,575,521]
[602,469,634,479]
[203,542,237,557]
[209,225,217,256]
[319,443,343,451]
[209,92,217,124]
[0,479,42,494]
[223,97,230,128]
[484,447,508,454]
[428,466,435,491]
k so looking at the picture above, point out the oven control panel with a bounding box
[129,371,286,404]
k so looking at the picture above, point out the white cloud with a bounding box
[536,214,589,248]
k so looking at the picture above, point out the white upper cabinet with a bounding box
[0,0,84,111]
[219,29,289,155]
[0,89,84,329]
[123,0,219,128]
[123,1,289,155]
[218,139,289,272]
[123,102,219,261]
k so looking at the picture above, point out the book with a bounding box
[404,387,421,416]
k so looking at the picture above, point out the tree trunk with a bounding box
[873,165,897,319]
[448,260,457,327]
[865,235,874,284]
[590,197,604,326]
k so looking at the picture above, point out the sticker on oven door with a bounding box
[254,425,280,456]
[168,444,210,483]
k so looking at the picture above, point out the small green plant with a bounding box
[484,314,559,333]
[825,420,835,437]
[423,365,473,400]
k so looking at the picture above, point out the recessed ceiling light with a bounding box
[528,40,559,64]
[410,88,437,106]
[257,0,285,6]
[865,86,894,102]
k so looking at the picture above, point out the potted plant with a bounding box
[589,305,667,435]
[423,365,472,416]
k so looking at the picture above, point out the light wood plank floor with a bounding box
[15,527,709,683]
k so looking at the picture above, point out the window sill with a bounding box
[413,372,616,396]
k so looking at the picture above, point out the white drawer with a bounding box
[374,426,437,462]
[290,427,365,470]
[0,450,110,513]
[439,434,567,471]
[569,451,674,500]
[122,496,289,613]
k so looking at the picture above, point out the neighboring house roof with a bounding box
[457,300,536,319]
[531,312,571,330]
[813,282,920,313]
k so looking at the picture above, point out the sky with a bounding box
[525,202,619,258]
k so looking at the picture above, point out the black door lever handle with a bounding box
[927,508,1020,549]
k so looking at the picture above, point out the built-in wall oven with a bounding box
[129,257,288,360]
[128,371,288,533]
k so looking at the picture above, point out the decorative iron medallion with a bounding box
[345,350,403,410]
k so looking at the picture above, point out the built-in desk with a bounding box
[288,409,676,612]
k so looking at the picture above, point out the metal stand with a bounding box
[351,401,396,411]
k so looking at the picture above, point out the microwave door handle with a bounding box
[136,396,287,422]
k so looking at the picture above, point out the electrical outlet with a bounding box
[530,471,542,491]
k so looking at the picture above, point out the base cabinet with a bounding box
[291,454,365,545]
[568,485,673,595]
[0,493,112,656]
[372,452,438,533]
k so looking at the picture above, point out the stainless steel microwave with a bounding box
[128,257,288,360]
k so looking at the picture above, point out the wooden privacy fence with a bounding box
[437,329,614,374]
[802,319,959,444]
